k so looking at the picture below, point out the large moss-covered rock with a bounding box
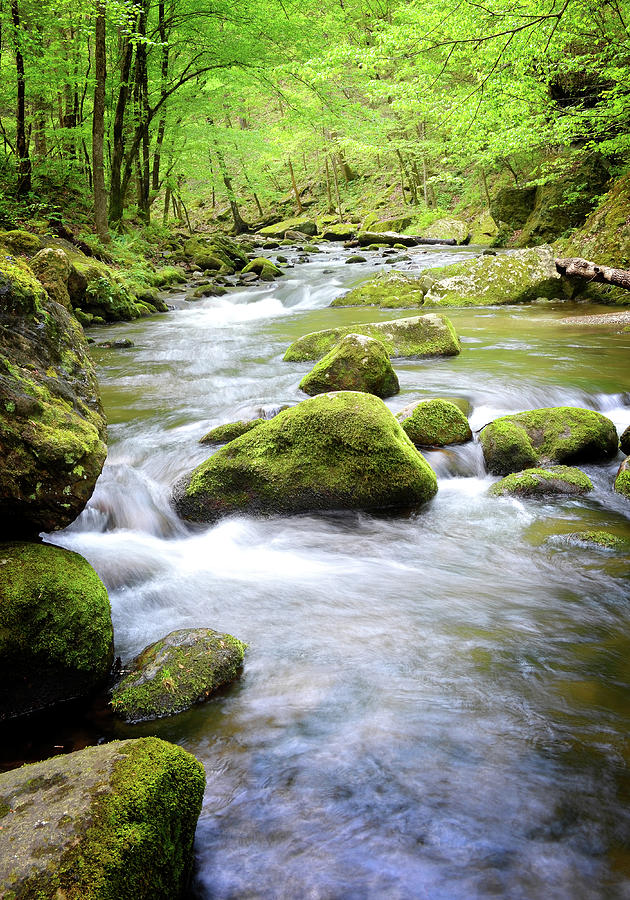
[183,234,249,271]
[422,246,567,307]
[110,628,246,723]
[489,465,593,498]
[173,391,438,522]
[200,418,264,444]
[615,457,630,499]
[469,212,499,245]
[490,185,537,231]
[480,407,619,475]
[0,542,113,720]
[331,271,429,309]
[29,247,72,309]
[258,217,318,238]
[0,258,107,538]
[620,425,630,456]
[421,218,470,244]
[299,334,399,398]
[0,229,42,255]
[284,313,460,362]
[67,255,145,322]
[563,173,630,269]
[397,398,472,447]
[372,216,413,233]
[321,223,356,241]
[0,737,205,899]
[241,257,284,280]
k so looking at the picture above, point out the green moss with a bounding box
[0,255,47,316]
[565,530,627,550]
[615,458,630,499]
[110,628,246,723]
[0,229,41,255]
[299,333,399,398]
[0,541,113,719]
[488,465,593,497]
[421,218,470,244]
[258,217,318,238]
[241,257,283,279]
[398,399,472,447]
[563,173,630,269]
[173,391,438,523]
[481,407,619,475]
[284,313,460,362]
[331,271,428,309]
[422,247,566,307]
[152,266,187,286]
[200,418,264,444]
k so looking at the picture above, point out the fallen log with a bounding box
[357,231,457,248]
[555,257,630,292]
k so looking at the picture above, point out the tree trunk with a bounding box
[288,157,303,214]
[331,155,342,219]
[93,0,108,241]
[11,0,31,198]
[324,156,333,213]
[108,28,135,226]
[555,258,630,291]
[151,0,169,192]
[163,185,171,225]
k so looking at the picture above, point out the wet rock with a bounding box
[563,530,627,551]
[0,258,107,537]
[299,334,399,398]
[321,223,356,241]
[0,736,205,898]
[620,425,630,455]
[422,246,569,307]
[97,338,134,349]
[183,234,249,272]
[153,265,187,286]
[262,240,280,249]
[332,271,430,308]
[345,255,367,264]
[258,217,318,238]
[200,418,264,444]
[488,465,593,497]
[397,399,472,447]
[241,257,284,280]
[421,218,470,244]
[173,391,437,522]
[283,313,460,362]
[480,407,619,475]
[0,541,113,721]
[191,284,228,298]
[111,628,245,723]
[29,247,71,309]
[615,457,630,499]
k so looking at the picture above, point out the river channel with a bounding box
[50,243,630,898]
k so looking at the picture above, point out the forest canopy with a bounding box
[0,0,628,235]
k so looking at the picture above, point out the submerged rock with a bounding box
[0,736,205,899]
[283,313,460,362]
[331,271,429,308]
[615,457,630,499]
[0,542,113,721]
[200,418,264,444]
[488,465,593,498]
[480,406,619,475]
[299,334,399,398]
[0,258,107,538]
[110,628,246,723]
[173,391,438,522]
[422,246,568,307]
[397,399,472,447]
[563,530,627,551]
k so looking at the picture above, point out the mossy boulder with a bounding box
[173,391,438,522]
[284,313,460,362]
[620,425,630,455]
[0,542,113,720]
[0,263,107,538]
[67,255,145,322]
[152,265,187,287]
[422,246,568,307]
[183,234,248,271]
[488,465,593,498]
[397,399,472,447]
[110,628,246,723]
[563,173,630,269]
[0,736,205,899]
[321,223,356,241]
[200,418,264,444]
[564,530,627,551]
[490,185,537,231]
[480,407,619,475]
[299,334,399,398]
[615,457,630,499]
[469,212,499,245]
[331,271,429,308]
[0,229,41,255]
[241,257,284,280]
[420,218,470,244]
[372,216,413,233]
[258,217,318,238]
[29,247,72,309]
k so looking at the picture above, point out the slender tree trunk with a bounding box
[109,28,135,226]
[324,156,333,213]
[163,185,171,225]
[288,157,303,214]
[330,155,342,219]
[151,0,169,192]
[11,0,31,198]
[93,0,108,241]
[481,169,491,207]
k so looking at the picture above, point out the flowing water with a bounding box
[47,243,630,898]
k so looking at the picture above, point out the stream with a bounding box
[47,243,630,898]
